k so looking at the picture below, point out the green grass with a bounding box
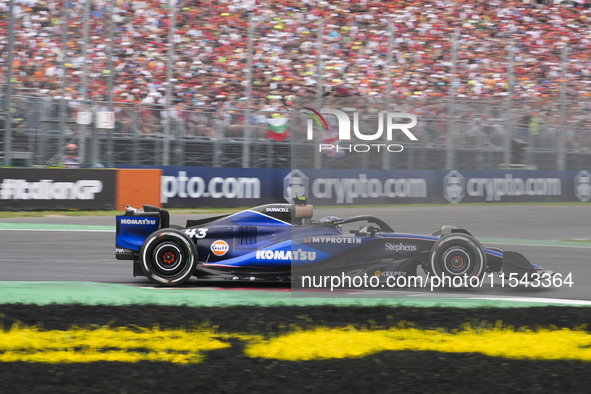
[561,239,591,243]
[0,201,588,219]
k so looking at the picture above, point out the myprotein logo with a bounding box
[120,218,157,225]
[444,171,561,203]
[303,107,417,153]
[161,171,260,203]
[0,179,103,200]
[304,237,362,244]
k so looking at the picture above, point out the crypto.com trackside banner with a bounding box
[117,166,591,207]
[286,169,590,204]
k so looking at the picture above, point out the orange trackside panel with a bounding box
[116,169,162,211]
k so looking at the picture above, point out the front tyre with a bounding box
[140,229,197,286]
[429,234,486,287]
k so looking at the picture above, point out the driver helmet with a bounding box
[319,216,343,233]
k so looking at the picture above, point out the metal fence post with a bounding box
[213,114,222,167]
[266,139,273,169]
[90,101,98,166]
[80,0,90,166]
[525,116,533,166]
[407,143,414,170]
[382,21,395,170]
[3,0,15,167]
[79,108,86,164]
[40,99,48,164]
[164,0,176,167]
[446,30,458,170]
[477,122,484,168]
[242,12,255,168]
[504,40,514,166]
[59,0,69,166]
[132,103,139,165]
[107,0,115,167]
[314,19,324,170]
[557,44,568,170]
[178,115,185,166]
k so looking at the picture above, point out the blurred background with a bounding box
[1,0,590,170]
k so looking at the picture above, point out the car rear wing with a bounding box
[115,205,170,260]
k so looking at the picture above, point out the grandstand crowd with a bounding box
[1,0,591,148]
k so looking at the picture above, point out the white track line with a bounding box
[473,296,591,305]
[482,242,591,249]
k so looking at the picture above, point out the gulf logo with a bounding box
[211,240,229,256]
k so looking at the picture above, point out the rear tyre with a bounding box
[140,229,197,286]
[429,234,486,287]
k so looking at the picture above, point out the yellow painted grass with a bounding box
[245,326,591,362]
[0,326,237,363]
[5,324,591,364]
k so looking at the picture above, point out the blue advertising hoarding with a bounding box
[117,165,591,207]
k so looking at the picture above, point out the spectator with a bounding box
[266,112,289,141]
[3,0,591,106]
[62,143,81,168]
[2,0,591,147]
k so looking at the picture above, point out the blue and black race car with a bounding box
[115,198,554,287]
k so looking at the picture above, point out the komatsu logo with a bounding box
[256,249,317,261]
[121,218,157,225]
[385,243,417,252]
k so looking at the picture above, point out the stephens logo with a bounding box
[211,240,229,256]
[385,243,417,252]
[303,107,417,154]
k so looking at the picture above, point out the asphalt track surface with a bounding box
[1,205,590,302]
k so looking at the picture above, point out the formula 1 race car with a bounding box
[115,198,554,287]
